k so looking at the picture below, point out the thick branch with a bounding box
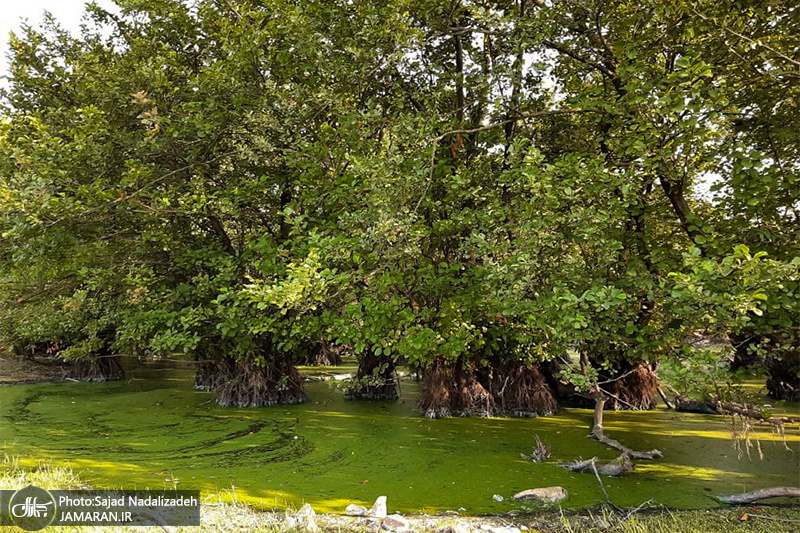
[563,454,635,476]
[433,108,596,143]
[658,175,708,248]
[666,386,800,426]
[207,215,237,257]
[454,34,465,123]
[716,487,800,505]
[591,427,663,460]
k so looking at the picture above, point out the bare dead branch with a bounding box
[716,487,800,505]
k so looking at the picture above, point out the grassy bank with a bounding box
[1,459,798,533]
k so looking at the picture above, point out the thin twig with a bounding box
[590,458,611,503]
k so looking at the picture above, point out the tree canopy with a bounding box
[1,0,797,409]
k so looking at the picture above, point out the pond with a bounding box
[1,358,798,514]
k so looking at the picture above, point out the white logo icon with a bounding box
[11,497,53,518]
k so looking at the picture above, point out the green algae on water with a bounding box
[1,359,798,514]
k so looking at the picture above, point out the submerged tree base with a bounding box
[482,362,559,417]
[194,359,235,391]
[419,359,560,418]
[418,359,495,418]
[216,359,306,407]
[68,355,125,382]
[344,352,398,401]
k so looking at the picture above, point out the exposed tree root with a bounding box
[68,354,125,382]
[344,351,398,400]
[600,362,659,410]
[194,358,235,391]
[216,358,306,407]
[418,358,495,418]
[716,487,800,504]
[482,361,559,417]
[563,453,635,476]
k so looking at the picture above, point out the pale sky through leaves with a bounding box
[0,0,114,83]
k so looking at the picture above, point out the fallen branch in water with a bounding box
[591,427,663,460]
[563,453,635,476]
[716,487,800,504]
[567,353,664,460]
[666,385,800,426]
[657,387,674,409]
[520,434,551,462]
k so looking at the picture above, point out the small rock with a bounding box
[492,494,504,502]
[520,527,529,531]
[382,514,410,531]
[479,525,493,531]
[296,503,318,532]
[512,486,568,505]
[370,495,388,518]
[345,504,369,516]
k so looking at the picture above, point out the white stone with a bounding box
[369,495,388,518]
[296,503,318,532]
[345,504,369,516]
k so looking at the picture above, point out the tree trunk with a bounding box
[194,358,235,391]
[216,357,306,407]
[68,354,125,382]
[601,362,660,410]
[729,334,762,371]
[480,361,559,417]
[418,358,495,418]
[344,350,398,400]
[593,396,605,431]
[590,391,663,459]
